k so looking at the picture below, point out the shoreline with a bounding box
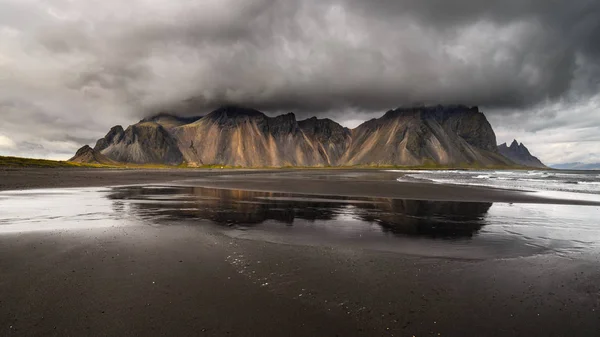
[1,167,599,206]
[183,177,600,205]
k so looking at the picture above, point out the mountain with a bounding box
[68,145,116,165]
[341,106,510,166]
[498,140,546,168]
[550,162,600,170]
[92,123,183,165]
[173,107,351,167]
[71,105,518,167]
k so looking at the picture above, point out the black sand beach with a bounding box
[1,168,599,205]
[1,169,599,336]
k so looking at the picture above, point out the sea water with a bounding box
[2,185,598,260]
[390,169,600,201]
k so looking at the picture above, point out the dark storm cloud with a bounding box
[122,0,600,115]
[0,0,599,161]
[40,1,600,113]
[29,0,600,115]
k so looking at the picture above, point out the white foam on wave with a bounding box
[386,169,473,175]
[391,169,600,196]
[395,175,436,183]
[518,178,564,183]
[493,171,516,175]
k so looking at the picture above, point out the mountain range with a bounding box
[70,105,545,168]
[550,162,600,170]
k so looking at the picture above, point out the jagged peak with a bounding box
[272,112,297,120]
[74,145,93,156]
[298,116,347,136]
[109,125,124,133]
[69,144,116,164]
[296,116,318,126]
[298,116,339,125]
[498,140,545,168]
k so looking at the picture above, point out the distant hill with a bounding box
[498,140,546,168]
[550,162,600,170]
[70,105,517,168]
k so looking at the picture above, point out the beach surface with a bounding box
[1,167,598,205]
[1,168,599,336]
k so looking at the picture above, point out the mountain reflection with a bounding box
[107,186,492,239]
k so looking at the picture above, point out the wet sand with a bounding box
[1,168,600,336]
[0,167,257,191]
[1,168,599,205]
[1,223,599,336]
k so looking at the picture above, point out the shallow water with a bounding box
[390,169,600,197]
[1,185,599,259]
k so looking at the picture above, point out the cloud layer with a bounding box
[0,0,599,161]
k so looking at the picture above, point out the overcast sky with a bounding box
[0,0,599,164]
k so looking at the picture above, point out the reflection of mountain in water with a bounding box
[368,200,492,238]
[108,186,492,239]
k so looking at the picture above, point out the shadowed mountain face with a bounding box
[498,140,546,168]
[93,122,183,165]
[72,105,519,167]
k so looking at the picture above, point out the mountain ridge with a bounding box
[71,105,541,168]
[550,162,600,170]
[498,140,546,168]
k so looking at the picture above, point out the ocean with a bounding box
[390,169,600,201]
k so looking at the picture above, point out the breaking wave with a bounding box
[390,169,600,195]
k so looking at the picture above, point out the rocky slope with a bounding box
[71,105,520,167]
[68,145,116,165]
[498,140,546,168]
[342,106,511,166]
[93,123,183,165]
[173,107,351,167]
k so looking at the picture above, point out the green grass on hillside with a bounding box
[0,156,246,169]
[0,156,109,168]
[0,155,534,170]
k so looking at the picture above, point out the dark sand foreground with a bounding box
[1,168,599,336]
